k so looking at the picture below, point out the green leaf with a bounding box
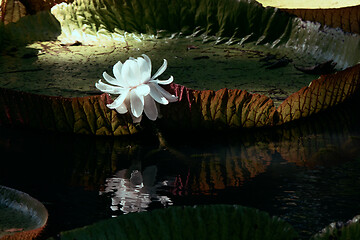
[48,205,298,240]
[311,215,360,240]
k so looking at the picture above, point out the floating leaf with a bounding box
[1,64,360,135]
[0,185,48,240]
[48,0,360,68]
[0,88,140,135]
[311,215,360,240]
[161,84,276,129]
[48,205,298,240]
[283,5,360,34]
[277,64,360,124]
[0,0,360,135]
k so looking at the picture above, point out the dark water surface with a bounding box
[1,97,360,239]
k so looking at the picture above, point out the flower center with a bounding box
[129,83,142,91]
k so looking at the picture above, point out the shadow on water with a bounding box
[1,94,360,239]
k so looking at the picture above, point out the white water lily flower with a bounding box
[95,54,178,123]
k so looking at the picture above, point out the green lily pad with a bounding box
[0,185,48,240]
[311,215,360,240]
[0,0,360,135]
[0,38,316,105]
[47,205,298,240]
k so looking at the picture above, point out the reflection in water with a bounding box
[100,166,172,215]
[271,160,360,238]
[1,95,360,239]
[274,133,360,168]
[187,142,272,194]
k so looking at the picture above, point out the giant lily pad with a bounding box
[48,205,298,240]
[0,185,48,240]
[0,0,360,135]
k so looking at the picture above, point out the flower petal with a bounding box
[142,54,152,73]
[152,83,178,104]
[102,72,125,88]
[115,102,128,114]
[102,71,116,84]
[130,89,144,118]
[149,83,169,105]
[143,95,158,121]
[137,56,150,73]
[95,80,126,94]
[113,61,130,88]
[151,59,167,80]
[113,61,122,79]
[122,60,141,87]
[137,57,151,84]
[134,84,150,97]
[150,76,174,85]
[132,115,142,123]
[106,88,130,109]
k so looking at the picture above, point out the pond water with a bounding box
[1,94,360,240]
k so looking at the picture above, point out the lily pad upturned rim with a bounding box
[0,0,360,135]
[282,4,360,34]
[1,62,359,135]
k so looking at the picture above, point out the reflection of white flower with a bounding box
[95,54,178,123]
[99,167,172,215]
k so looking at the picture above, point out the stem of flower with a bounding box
[147,120,189,163]
[149,121,167,150]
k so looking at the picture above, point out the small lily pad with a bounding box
[311,215,360,240]
[0,185,48,240]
